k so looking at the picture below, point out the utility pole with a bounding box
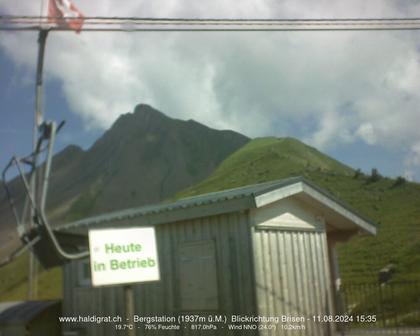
[28,28,49,300]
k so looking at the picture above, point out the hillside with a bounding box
[0,104,249,232]
[176,137,420,283]
[1,126,419,302]
[0,104,249,300]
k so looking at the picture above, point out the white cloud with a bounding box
[405,142,420,179]
[356,123,376,145]
[1,0,420,178]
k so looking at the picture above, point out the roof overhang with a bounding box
[57,177,376,237]
[254,181,376,235]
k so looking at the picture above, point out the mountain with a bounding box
[0,104,249,300]
[175,137,420,283]
[0,104,250,232]
[53,104,250,222]
[1,111,419,305]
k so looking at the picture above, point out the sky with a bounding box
[1,0,420,181]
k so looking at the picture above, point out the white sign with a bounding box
[88,227,160,286]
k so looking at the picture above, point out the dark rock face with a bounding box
[67,104,250,216]
[0,104,250,229]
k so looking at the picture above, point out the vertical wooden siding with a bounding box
[134,211,257,336]
[252,229,333,336]
[63,260,125,336]
[63,211,257,336]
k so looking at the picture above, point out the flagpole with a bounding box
[28,28,49,300]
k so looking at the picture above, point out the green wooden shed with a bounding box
[57,177,376,336]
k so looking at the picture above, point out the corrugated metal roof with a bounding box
[0,300,60,324]
[58,177,300,231]
[57,176,375,233]
[0,302,23,316]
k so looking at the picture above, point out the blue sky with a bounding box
[0,50,100,159]
[1,0,420,181]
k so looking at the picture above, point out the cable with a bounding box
[1,16,420,31]
[0,236,41,268]
[1,120,89,268]
[2,15,420,21]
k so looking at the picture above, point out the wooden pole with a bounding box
[124,285,136,336]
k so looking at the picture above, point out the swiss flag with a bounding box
[48,0,84,33]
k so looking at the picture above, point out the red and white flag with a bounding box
[48,0,84,33]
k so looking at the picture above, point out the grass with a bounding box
[0,252,29,300]
[175,137,420,283]
[343,281,420,327]
[0,253,62,301]
[0,185,98,301]
[64,186,103,222]
[175,137,420,324]
[1,137,419,312]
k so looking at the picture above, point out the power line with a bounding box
[1,16,420,31]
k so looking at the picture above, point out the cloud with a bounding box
[404,142,420,180]
[1,0,420,177]
[356,123,376,145]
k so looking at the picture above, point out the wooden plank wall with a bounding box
[252,228,334,336]
[63,260,126,336]
[63,210,258,336]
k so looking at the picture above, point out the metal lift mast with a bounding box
[1,29,89,292]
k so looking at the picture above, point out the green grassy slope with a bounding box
[0,253,62,301]
[2,136,419,302]
[176,137,420,283]
[179,137,353,196]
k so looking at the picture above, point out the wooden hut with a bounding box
[58,177,376,336]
